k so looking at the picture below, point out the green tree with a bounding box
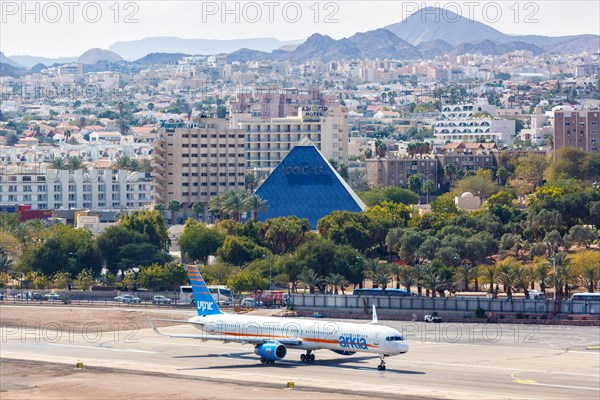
[263,216,311,255]
[407,174,423,194]
[244,194,268,223]
[121,210,170,251]
[423,179,436,203]
[167,200,181,224]
[565,225,597,249]
[298,268,323,294]
[52,271,71,290]
[325,273,349,294]
[216,236,269,266]
[192,201,205,220]
[75,269,94,291]
[179,220,225,264]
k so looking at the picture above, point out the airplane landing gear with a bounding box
[300,351,315,362]
[260,357,275,364]
[377,354,387,371]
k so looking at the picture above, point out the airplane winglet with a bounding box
[369,305,379,325]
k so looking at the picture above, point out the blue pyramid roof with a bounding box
[255,139,366,228]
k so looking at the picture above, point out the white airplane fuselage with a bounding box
[188,313,409,356]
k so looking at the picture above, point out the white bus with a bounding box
[571,293,600,301]
[179,285,233,306]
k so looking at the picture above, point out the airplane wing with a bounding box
[148,317,302,345]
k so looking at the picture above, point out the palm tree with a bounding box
[244,173,259,193]
[455,263,477,292]
[497,260,519,299]
[115,155,132,170]
[553,252,572,298]
[407,174,423,195]
[208,193,227,221]
[534,262,551,295]
[514,265,532,298]
[167,200,181,224]
[444,163,457,186]
[480,265,498,296]
[422,179,436,204]
[47,156,67,170]
[398,265,416,293]
[326,273,348,295]
[224,190,249,222]
[244,194,268,223]
[421,264,443,298]
[299,268,323,294]
[192,201,205,220]
[67,155,84,171]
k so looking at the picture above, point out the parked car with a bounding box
[240,298,262,308]
[114,294,141,303]
[31,293,45,301]
[0,293,5,301]
[45,292,61,301]
[152,295,172,304]
[424,312,442,323]
[15,292,31,300]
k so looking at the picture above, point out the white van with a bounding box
[528,290,544,300]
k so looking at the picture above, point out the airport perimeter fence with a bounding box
[289,294,600,316]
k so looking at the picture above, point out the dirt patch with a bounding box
[0,305,188,333]
[0,359,378,400]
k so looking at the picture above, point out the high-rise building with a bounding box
[554,108,599,153]
[152,117,246,220]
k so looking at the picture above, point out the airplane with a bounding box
[149,265,409,371]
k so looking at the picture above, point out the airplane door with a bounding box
[374,333,379,346]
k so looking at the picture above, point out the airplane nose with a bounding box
[399,342,409,354]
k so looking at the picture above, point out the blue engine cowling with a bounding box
[331,350,356,356]
[255,342,287,361]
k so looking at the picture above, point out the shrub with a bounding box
[474,307,485,318]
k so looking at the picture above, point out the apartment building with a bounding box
[0,163,152,211]
[434,103,515,145]
[365,142,498,189]
[365,156,439,189]
[232,104,349,175]
[553,108,600,153]
[152,117,246,217]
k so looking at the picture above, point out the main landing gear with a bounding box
[300,351,315,362]
[260,357,275,364]
[377,354,387,371]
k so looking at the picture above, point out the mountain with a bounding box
[386,7,507,46]
[0,63,27,77]
[548,35,600,54]
[348,29,422,60]
[417,39,454,58]
[225,48,275,63]
[30,63,47,73]
[133,53,190,65]
[386,6,599,54]
[453,40,545,56]
[286,34,361,63]
[77,48,123,65]
[109,36,302,61]
[8,55,77,68]
[0,52,22,68]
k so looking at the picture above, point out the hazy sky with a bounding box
[1,0,599,57]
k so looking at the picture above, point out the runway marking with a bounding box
[511,371,600,391]
[586,346,600,350]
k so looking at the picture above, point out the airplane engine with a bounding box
[331,350,356,356]
[255,342,287,361]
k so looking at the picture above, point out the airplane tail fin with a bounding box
[186,265,223,316]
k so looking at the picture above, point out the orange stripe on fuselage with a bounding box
[211,331,378,348]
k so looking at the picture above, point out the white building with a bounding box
[232,104,349,175]
[0,164,152,211]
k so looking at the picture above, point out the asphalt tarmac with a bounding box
[1,306,599,399]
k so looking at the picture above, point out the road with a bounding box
[1,306,599,399]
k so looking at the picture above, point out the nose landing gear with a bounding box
[377,354,387,371]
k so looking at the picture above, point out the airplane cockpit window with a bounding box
[385,336,405,341]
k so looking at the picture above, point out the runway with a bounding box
[1,307,599,399]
